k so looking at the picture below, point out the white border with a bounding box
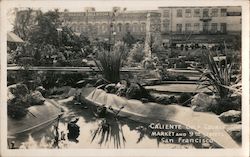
[1,0,249,157]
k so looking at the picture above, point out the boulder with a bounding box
[126,83,141,99]
[104,84,116,93]
[116,85,127,97]
[219,110,241,123]
[67,88,77,97]
[178,93,192,106]
[85,83,93,87]
[225,124,241,143]
[7,90,15,102]
[35,86,46,96]
[191,93,217,112]
[28,91,45,105]
[152,93,172,105]
[8,83,29,98]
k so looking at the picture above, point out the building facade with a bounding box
[61,6,241,44]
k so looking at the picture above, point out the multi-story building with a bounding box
[158,6,241,44]
[60,6,241,44]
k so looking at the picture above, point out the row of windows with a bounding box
[162,23,227,32]
[174,23,227,32]
[163,8,227,18]
[71,22,146,33]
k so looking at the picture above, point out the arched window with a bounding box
[87,23,92,32]
[141,22,146,32]
[101,23,108,33]
[132,23,138,32]
[125,23,130,32]
[117,23,122,32]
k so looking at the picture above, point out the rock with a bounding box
[141,98,149,103]
[126,83,141,99]
[116,85,127,97]
[7,104,28,120]
[153,94,171,104]
[8,83,29,98]
[67,121,80,141]
[85,83,93,87]
[201,142,211,148]
[178,93,192,106]
[8,90,15,102]
[35,86,46,96]
[219,110,241,123]
[94,79,107,87]
[28,91,45,105]
[151,93,177,105]
[191,93,217,112]
[104,84,116,93]
[225,124,241,143]
[67,88,77,97]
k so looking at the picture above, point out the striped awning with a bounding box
[7,32,24,43]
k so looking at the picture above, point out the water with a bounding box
[9,96,204,149]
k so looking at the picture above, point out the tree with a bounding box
[12,8,41,41]
[122,31,136,47]
[29,9,62,47]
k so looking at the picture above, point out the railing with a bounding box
[7,66,145,72]
[199,16,212,21]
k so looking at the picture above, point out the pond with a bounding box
[9,94,206,149]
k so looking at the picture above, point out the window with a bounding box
[117,23,122,32]
[203,9,209,17]
[101,23,107,33]
[125,23,130,32]
[194,9,200,17]
[211,8,218,17]
[185,9,192,18]
[203,22,209,32]
[176,24,182,32]
[162,20,170,32]
[177,9,182,17]
[194,23,200,32]
[141,23,146,32]
[211,23,218,32]
[220,23,227,33]
[221,8,227,16]
[185,23,192,32]
[132,23,139,32]
[163,10,170,17]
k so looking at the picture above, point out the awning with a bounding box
[168,34,238,44]
[7,32,24,43]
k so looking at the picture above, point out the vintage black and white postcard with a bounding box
[0,0,249,157]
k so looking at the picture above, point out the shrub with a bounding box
[197,49,242,114]
[197,51,236,99]
[94,41,128,83]
[127,42,144,63]
[178,93,192,106]
[8,105,28,119]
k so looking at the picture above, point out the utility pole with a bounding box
[170,8,173,55]
[86,10,89,37]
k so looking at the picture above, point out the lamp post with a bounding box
[56,27,63,47]
[113,31,117,46]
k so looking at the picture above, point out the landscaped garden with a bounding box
[7,8,242,149]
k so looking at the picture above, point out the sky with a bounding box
[4,0,245,31]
